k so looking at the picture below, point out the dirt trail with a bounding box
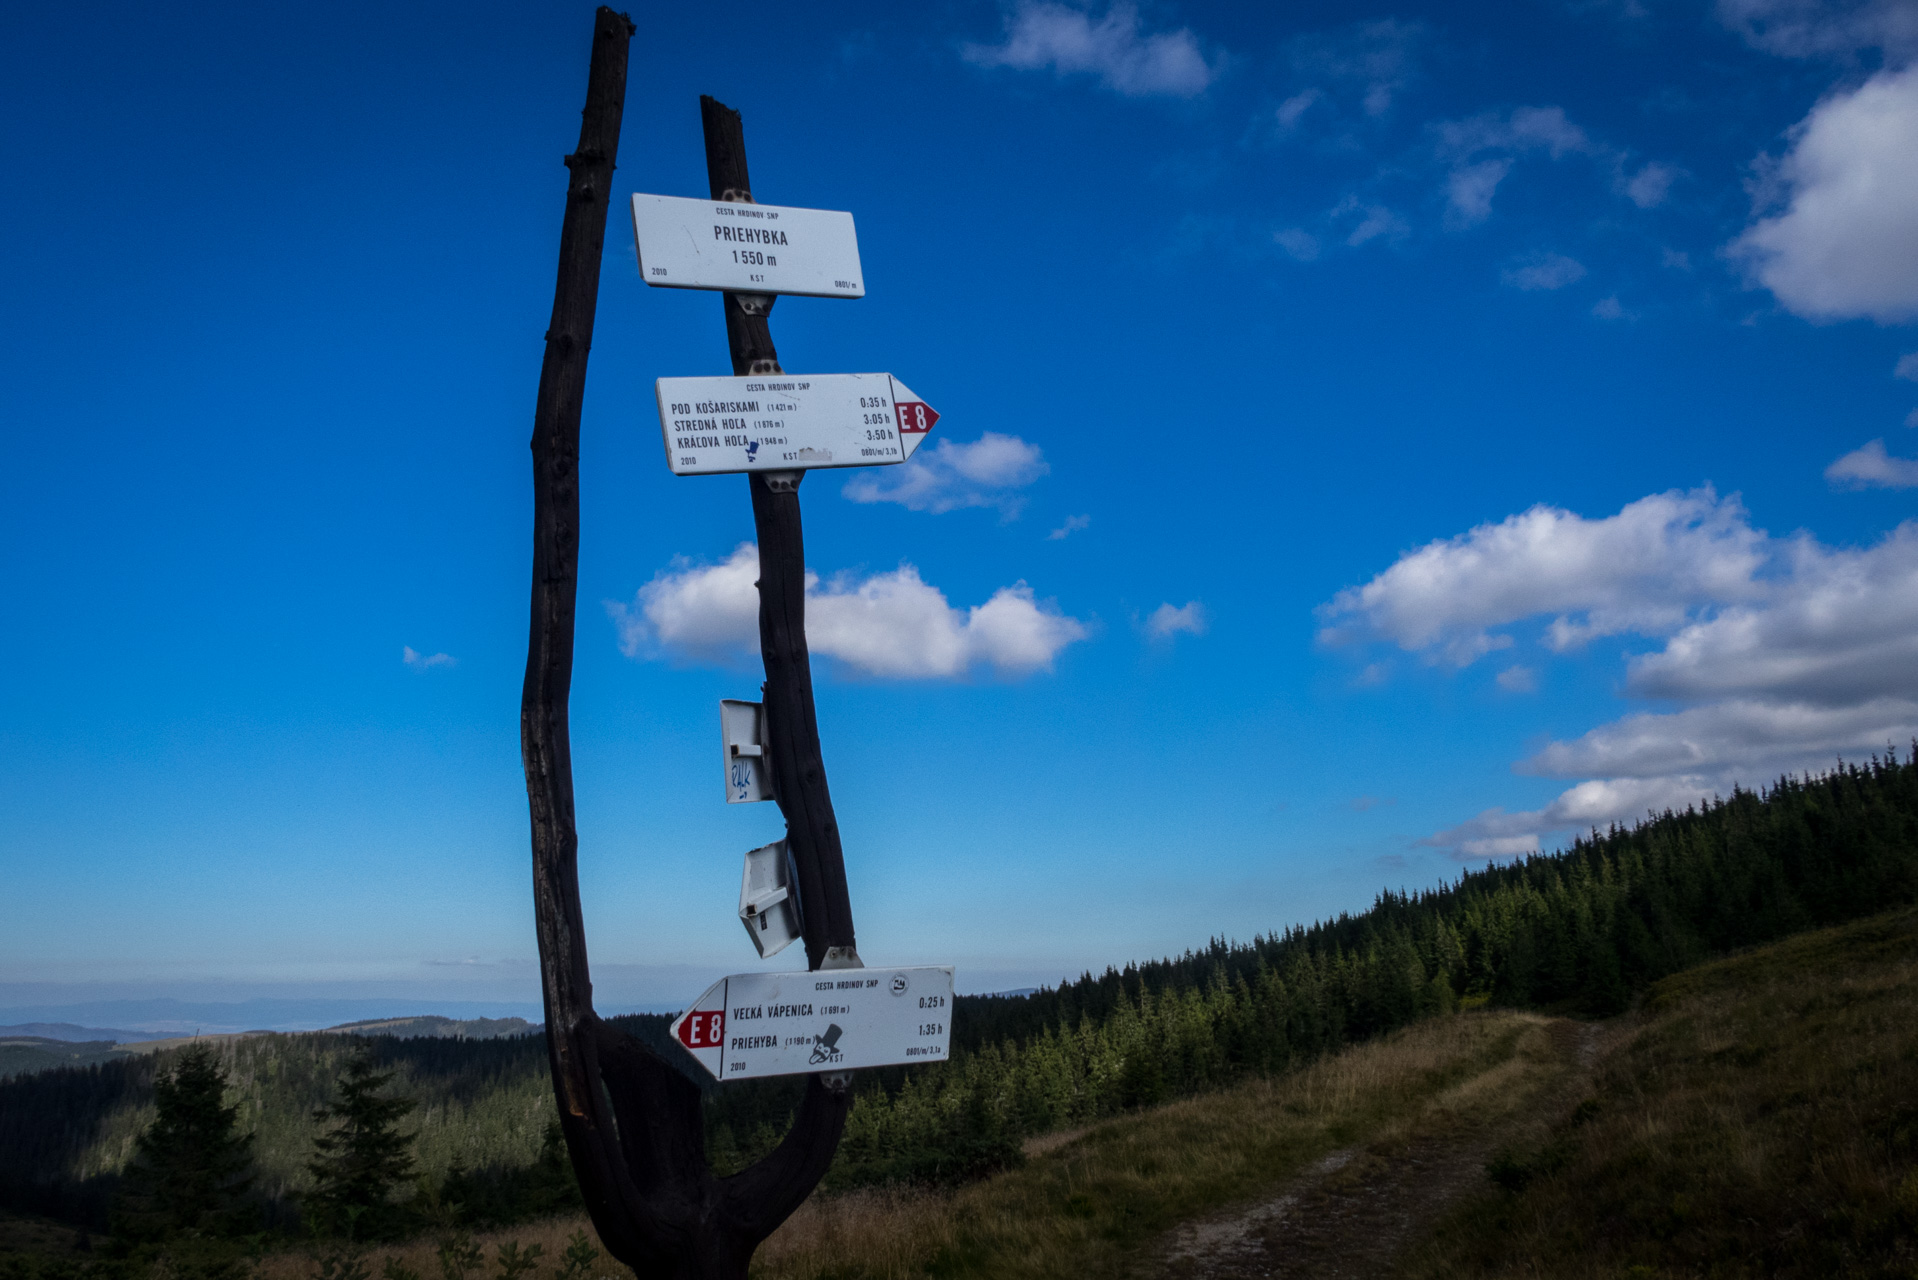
[1155,1019,1603,1280]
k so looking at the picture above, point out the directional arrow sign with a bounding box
[631,194,864,298]
[655,373,939,476]
[669,966,954,1081]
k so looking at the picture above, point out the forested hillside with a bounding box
[5,753,1915,1225]
[829,752,1918,1183]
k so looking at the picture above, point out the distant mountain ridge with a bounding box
[0,998,550,1037]
[324,1015,536,1040]
[0,1023,150,1044]
[0,1015,541,1081]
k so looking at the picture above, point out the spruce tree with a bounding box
[112,1043,256,1242]
[306,1049,418,1240]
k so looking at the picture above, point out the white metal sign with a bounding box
[631,194,864,298]
[670,966,954,1081]
[655,374,939,476]
[738,841,799,960]
[719,699,772,803]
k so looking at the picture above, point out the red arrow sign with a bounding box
[676,1008,725,1049]
[895,401,939,434]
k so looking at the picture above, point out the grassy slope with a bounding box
[1398,905,1918,1279]
[748,1010,1580,1280]
[227,1010,1572,1280]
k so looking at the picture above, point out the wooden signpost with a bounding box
[520,14,952,1279]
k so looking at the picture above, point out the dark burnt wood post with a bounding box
[699,95,862,974]
[520,22,850,1280]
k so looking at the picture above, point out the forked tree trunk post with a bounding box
[520,19,850,1280]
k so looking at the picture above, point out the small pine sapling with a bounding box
[492,1242,543,1280]
[436,1233,483,1280]
[552,1232,599,1280]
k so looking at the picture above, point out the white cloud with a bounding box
[1426,775,1720,859]
[1521,697,1918,780]
[1626,523,1918,705]
[1445,159,1512,227]
[1274,226,1321,261]
[1728,65,1918,322]
[1623,161,1677,208]
[1502,252,1588,291]
[611,543,762,661]
[963,2,1217,98]
[1828,438,1918,488]
[1895,352,1918,381]
[1344,490,1918,856]
[1717,0,1918,60]
[1496,665,1538,693]
[1275,88,1321,128]
[1144,601,1207,643]
[1332,197,1408,247]
[608,543,1088,679]
[1459,835,1540,860]
[402,646,455,670]
[1319,487,1766,665]
[1591,295,1633,320]
[1047,514,1092,540]
[1432,105,1674,226]
[842,432,1048,516]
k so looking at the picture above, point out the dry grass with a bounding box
[250,1218,622,1280]
[206,1009,1570,1280]
[750,1009,1554,1280]
[1396,906,1918,1280]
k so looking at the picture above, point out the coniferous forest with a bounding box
[4,752,1916,1239]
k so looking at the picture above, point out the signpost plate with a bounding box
[655,373,939,476]
[719,699,772,803]
[631,194,864,298]
[670,965,954,1081]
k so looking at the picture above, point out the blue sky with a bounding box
[4,0,1917,1030]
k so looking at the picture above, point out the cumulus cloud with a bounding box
[1424,775,1721,860]
[403,646,455,670]
[1895,352,1918,381]
[963,2,1217,97]
[1591,295,1634,320]
[1728,65,1918,322]
[842,432,1048,516]
[607,543,1087,680]
[1501,252,1588,291]
[1522,697,1918,780]
[1144,601,1207,643]
[1626,524,1918,705]
[1828,438,1918,488]
[1047,514,1092,540]
[1338,490,1918,857]
[1318,487,1765,665]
